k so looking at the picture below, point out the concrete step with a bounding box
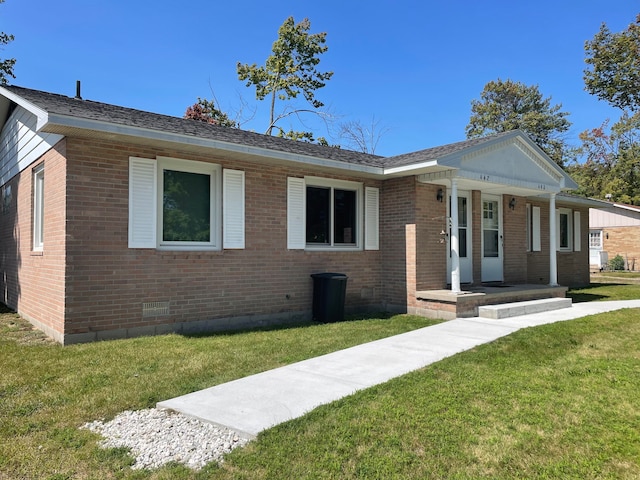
[478,297,572,319]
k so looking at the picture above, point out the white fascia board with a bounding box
[383,159,442,176]
[46,113,385,176]
[0,86,49,130]
[531,194,609,208]
[613,203,640,213]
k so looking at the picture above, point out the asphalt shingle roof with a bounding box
[5,85,512,170]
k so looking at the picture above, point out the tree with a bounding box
[465,79,572,166]
[237,16,333,138]
[0,0,15,85]
[567,113,640,205]
[338,117,389,154]
[584,14,640,111]
[184,97,237,127]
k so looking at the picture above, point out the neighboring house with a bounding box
[0,85,604,344]
[589,202,640,271]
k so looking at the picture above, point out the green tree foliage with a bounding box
[0,0,15,85]
[184,97,237,127]
[572,14,640,205]
[584,15,640,111]
[162,170,210,242]
[237,16,333,138]
[567,113,640,205]
[465,79,572,166]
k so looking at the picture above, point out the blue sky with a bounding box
[3,1,638,157]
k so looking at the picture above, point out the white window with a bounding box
[526,204,541,252]
[128,157,244,251]
[287,176,378,251]
[589,230,603,249]
[556,208,581,252]
[157,157,220,249]
[33,164,44,251]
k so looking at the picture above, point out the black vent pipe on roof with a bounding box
[75,80,82,100]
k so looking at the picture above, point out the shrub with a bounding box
[609,254,625,271]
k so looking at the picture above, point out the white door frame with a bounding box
[447,190,473,284]
[481,194,504,282]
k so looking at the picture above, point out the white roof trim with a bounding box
[612,202,640,213]
[0,87,49,130]
[46,113,386,176]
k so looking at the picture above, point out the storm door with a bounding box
[481,194,504,282]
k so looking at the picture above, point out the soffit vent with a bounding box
[142,301,170,317]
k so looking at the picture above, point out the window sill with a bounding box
[305,245,362,252]
[156,246,221,252]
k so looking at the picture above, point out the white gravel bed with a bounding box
[83,408,249,471]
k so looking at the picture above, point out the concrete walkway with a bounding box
[157,300,640,439]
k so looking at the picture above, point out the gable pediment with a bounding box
[459,136,562,184]
[422,134,572,193]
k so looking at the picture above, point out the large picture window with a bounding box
[287,176,377,251]
[306,185,357,245]
[129,157,245,251]
[162,169,212,243]
[158,158,219,248]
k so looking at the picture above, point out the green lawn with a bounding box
[568,281,640,302]
[2,284,640,479]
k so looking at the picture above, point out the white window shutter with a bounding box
[223,169,245,249]
[532,206,541,252]
[128,157,157,248]
[365,186,379,250]
[287,177,305,249]
[574,211,581,252]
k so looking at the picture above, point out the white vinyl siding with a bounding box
[223,169,245,249]
[0,105,63,186]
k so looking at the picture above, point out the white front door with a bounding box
[481,194,504,282]
[589,229,604,268]
[447,191,472,284]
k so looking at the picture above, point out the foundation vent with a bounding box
[142,301,170,317]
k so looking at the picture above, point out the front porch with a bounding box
[413,284,568,319]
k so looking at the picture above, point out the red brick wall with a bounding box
[503,195,527,284]
[0,140,67,340]
[380,176,416,311]
[526,200,590,287]
[61,137,383,342]
[415,183,447,291]
[558,206,590,286]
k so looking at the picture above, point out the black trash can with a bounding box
[310,273,348,323]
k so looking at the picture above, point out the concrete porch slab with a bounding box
[415,284,568,318]
[478,297,573,319]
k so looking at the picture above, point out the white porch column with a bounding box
[450,179,461,293]
[549,193,558,286]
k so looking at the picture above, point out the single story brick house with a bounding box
[589,202,640,271]
[0,85,604,344]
